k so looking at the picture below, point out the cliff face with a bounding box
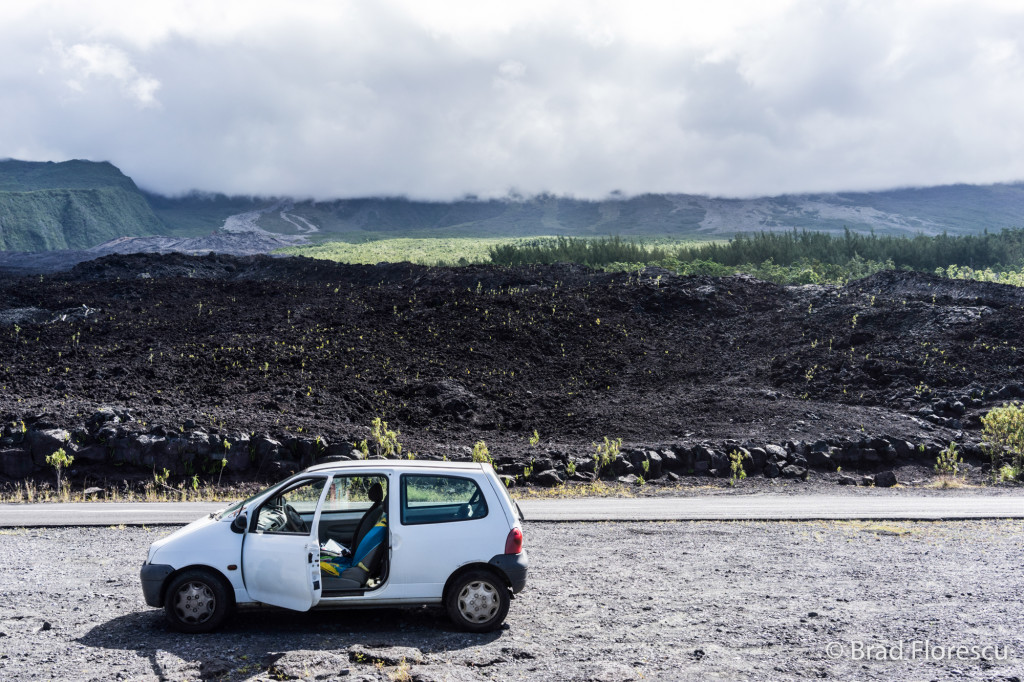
[0,160,163,250]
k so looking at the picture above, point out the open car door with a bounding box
[241,475,330,611]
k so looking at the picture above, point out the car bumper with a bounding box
[489,550,528,593]
[140,563,175,607]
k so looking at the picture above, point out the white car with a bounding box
[140,460,527,633]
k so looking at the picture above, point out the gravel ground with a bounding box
[1,522,1022,681]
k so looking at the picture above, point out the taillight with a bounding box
[504,527,523,554]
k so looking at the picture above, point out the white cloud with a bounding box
[1,1,1024,198]
[498,60,526,80]
[54,41,161,107]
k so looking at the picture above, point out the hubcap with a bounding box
[173,581,216,624]
[457,580,499,623]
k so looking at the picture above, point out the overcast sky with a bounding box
[2,0,1023,199]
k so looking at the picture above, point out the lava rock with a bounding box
[746,447,768,471]
[348,644,424,666]
[27,428,71,466]
[534,470,563,487]
[645,450,664,479]
[199,658,233,678]
[807,449,835,470]
[252,435,281,462]
[764,444,788,463]
[532,458,556,475]
[0,449,33,478]
[709,451,727,472]
[781,464,808,480]
[610,455,634,477]
[74,445,107,464]
[659,449,680,472]
[265,650,351,680]
[85,408,120,432]
[874,470,898,487]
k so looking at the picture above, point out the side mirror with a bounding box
[231,513,248,534]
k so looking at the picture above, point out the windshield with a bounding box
[213,481,283,520]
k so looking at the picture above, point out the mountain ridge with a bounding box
[2,159,1023,252]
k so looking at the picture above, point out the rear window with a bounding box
[401,474,488,525]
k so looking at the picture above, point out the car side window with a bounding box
[322,475,387,512]
[253,477,326,535]
[401,474,488,525]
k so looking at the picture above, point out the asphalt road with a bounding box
[1,494,1022,526]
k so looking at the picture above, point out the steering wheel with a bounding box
[284,503,308,533]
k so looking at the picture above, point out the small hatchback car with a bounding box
[140,460,526,633]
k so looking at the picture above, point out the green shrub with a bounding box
[981,403,1024,481]
[471,440,492,465]
[593,436,622,474]
[996,464,1021,483]
[934,442,963,476]
[728,450,747,487]
[370,417,402,458]
[45,447,74,497]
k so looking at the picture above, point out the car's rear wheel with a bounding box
[445,569,510,632]
[163,568,232,633]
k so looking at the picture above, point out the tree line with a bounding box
[488,236,670,267]
[486,229,1024,285]
[674,228,1024,270]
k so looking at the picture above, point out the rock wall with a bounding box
[0,408,992,490]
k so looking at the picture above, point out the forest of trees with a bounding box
[674,228,1024,270]
[487,229,1024,285]
[488,236,669,266]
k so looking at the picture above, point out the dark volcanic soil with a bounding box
[1,253,1022,470]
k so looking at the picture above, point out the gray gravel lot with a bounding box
[1,521,1022,681]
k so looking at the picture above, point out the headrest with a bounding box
[368,482,384,503]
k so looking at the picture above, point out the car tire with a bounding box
[445,569,510,633]
[163,568,232,633]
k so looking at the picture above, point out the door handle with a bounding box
[308,552,313,563]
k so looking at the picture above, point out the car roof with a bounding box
[302,459,487,474]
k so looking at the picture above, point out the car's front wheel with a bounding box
[445,569,510,632]
[163,568,232,633]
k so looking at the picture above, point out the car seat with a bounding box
[320,482,388,590]
[320,512,388,589]
[349,482,385,550]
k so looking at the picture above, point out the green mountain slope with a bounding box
[0,160,164,250]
